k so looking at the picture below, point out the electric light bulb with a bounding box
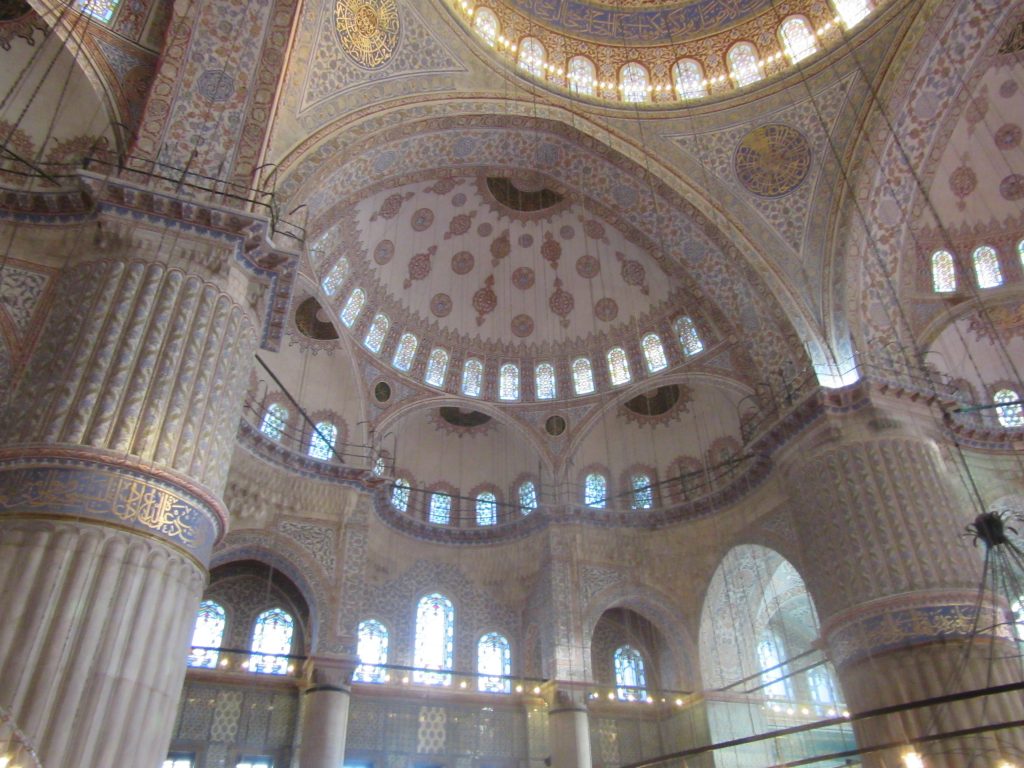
[459,680,467,688]
[533,686,541,694]
[607,691,615,700]
[901,752,925,768]
[674,698,683,706]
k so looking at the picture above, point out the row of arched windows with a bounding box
[324,282,706,400]
[930,241,1023,293]
[468,0,872,101]
[351,595,648,699]
[187,602,296,675]
[258,404,340,462]
[390,480,539,524]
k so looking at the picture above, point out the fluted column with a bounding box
[298,656,357,768]
[780,397,1024,766]
[0,250,260,767]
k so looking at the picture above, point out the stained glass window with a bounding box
[518,37,546,78]
[631,473,654,510]
[757,632,792,700]
[308,421,337,461]
[584,472,606,509]
[373,456,386,476]
[425,348,449,387]
[429,493,451,525]
[500,363,520,400]
[1018,239,1024,267]
[392,333,418,371]
[340,288,365,327]
[249,608,294,675]
[641,333,668,372]
[607,347,631,386]
[780,17,818,63]
[236,759,272,768]
[463,359,484,397]
[569,56,596,96]
[187,600,226,669]
[833,0,871,28]
[414,593,454,685]
[673,59,706,99]
[321,258,348,296]
[519,480,538,514]
[476,492,498,526]
[535,363,556,400]
[675,316,704,356]
[162,756,194,768]
[614,646,647,701]
[573,357,595,395]
[808,666,835,706]
[260,403,288,441]
[392,478,411,511]
[478,632,512,693]
[78,0,119,23]
[353,619,389,683]
[995,389,1024,428]
[474,7,499,46]
[621,62,649,103]
[364,313,389,353]
[973,245,1003,288]
[931,250,956,292]
[728,43,762,87]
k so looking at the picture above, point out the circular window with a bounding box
[545,415,567,436]
[374,381,392,403]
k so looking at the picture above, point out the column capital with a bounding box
[539,681,589,713]
[303,654,359,692]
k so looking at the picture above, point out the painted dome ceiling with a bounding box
[321,172,684,354]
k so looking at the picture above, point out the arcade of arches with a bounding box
[0,0,1023,766]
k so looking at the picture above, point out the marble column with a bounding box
[0,245,261,767]
[542,684,592,768]
[780,397,1024,766]
[298,656,357,768]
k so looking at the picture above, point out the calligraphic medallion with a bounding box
[734,123,811,197]
[336,0,400,69]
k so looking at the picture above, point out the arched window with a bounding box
[249,608,294,675]
[614,646,647,701]
[728,42,762,87]
[1018,238,1024,267]
[425,348,449,387]
[620,62,649,102]
[414,593,454,685]
[353,619,389,683]
[308,421,337,461]
[473,6,499,46]
[462,358,484,397]
[364,313,389,353]
[535,362,556,400]
[476,492,498,526]
[779,17,818,62]
[675,316,704,356]
[757,631,792,700]
[833,0,871,28]
[573,357,596,395]
[641,333,668,372]
[607,347,631,386]
[429,493,451,525]
[568,56,596,96]
[260,402,288,441]
[321,258,348,296]
[187,600,226,668]
[392,333,418,371]
[373,456,386,476]
[584,472,606,508]
[931,250,956,292]
[973,245,1003,288]
[78,0,119,22]
[673,59,706,99]
[392,478,411,511]
[500,363,520,400]
[518,37,546,78]
[995,389,1024,428]
[807,666,836,707]
[518,480,538,514]
[340,288,365,327]
[631,473,654,509]
[478,632,512,693]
